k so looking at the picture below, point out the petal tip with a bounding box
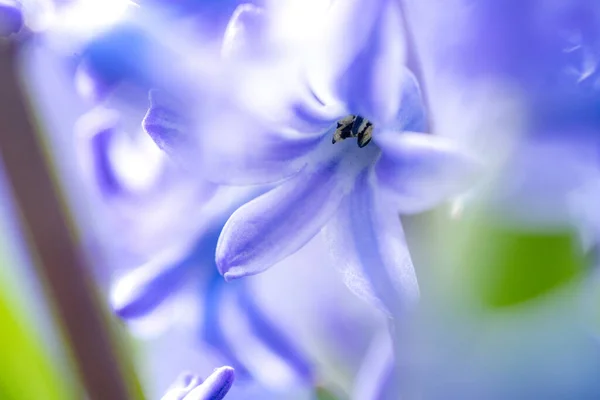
[222,269,247,282]
[201,366,235,400]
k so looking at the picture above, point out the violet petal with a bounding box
[323,170,419,316]
[217,159,350,280]
[374,131,479,214]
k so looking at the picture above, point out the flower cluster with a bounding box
[38,0,600,398]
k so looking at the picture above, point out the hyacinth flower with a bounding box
[76,99,314,392]
[146,1,480,316]
[161,368,235,400]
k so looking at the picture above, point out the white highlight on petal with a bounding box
[108,129,166,192]
[56,0,136,35]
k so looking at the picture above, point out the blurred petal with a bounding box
[344,0,408,125]
[387,69,427,133]
[222,3,342,134]
[305,0,386,106]
[143,89,196,161]
[161,367,235,400]
[79,24,156,90]
[235,284,313,383]
[202,277,252,378]
[323,171,419,316]
[161,372,203,400]
[217,159,350,280]
[75,107,124,195]
[0,0,22,36]
[218,284,310,388]
[352,331,396,400]
[374,132,479,214]
[111,245,196,319]
[185,367,235,400]
[221,3,266,60]
[199,113,322,185]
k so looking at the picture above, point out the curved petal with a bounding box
[217,282,311,389]
[323,170,419,317]
[374,132,480,214]
[199,110,323,185]
[161,372,203,400]
[201,277,252,379]
[143,89,197,164]
[304,0,388,106]
[161,367,235,400]
[110,245,198,320]
[221,3,267,60]
[343,0,410,125]
[75,107,124,196]
[352,331,396,400]
[235,284,313,383]
[184,367,235,400]
[386,69,428,133]
[216,158,351,280]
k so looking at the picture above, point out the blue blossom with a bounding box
[0,0,22,36]
[162,367,235,400]
[141,2,478,315]
[76,102,314,390]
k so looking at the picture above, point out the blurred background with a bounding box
[3,1,600,399]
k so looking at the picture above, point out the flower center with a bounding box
[332,115,373,148]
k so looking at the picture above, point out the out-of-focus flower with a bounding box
[142,2,479,316]
[410,1,600,148]
[162,367,235,400]
[76,102,314,391]
[0,0,23,36]
[73,0,255,101]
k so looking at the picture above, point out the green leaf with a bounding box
[454,215,585,309]
[0,287,76,399]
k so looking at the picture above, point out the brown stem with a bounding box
[0,41,132,400]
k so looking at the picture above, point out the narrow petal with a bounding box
[235,284,313,382]
[374,132,479,214]
[304,0,386,106]
[217,283,311,388]
[323,170,419,317]
[352,331,396,400]
[201,278,251,379]
[111,245,197,320]
[75,107,124,196]
[344,0,410,125]
[217,158,351,280]
[185,367,235,400]
[161,367,235,400]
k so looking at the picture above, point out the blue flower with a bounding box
[147,2,479,315]
[162,367,235,400]
[77,101,314,390]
